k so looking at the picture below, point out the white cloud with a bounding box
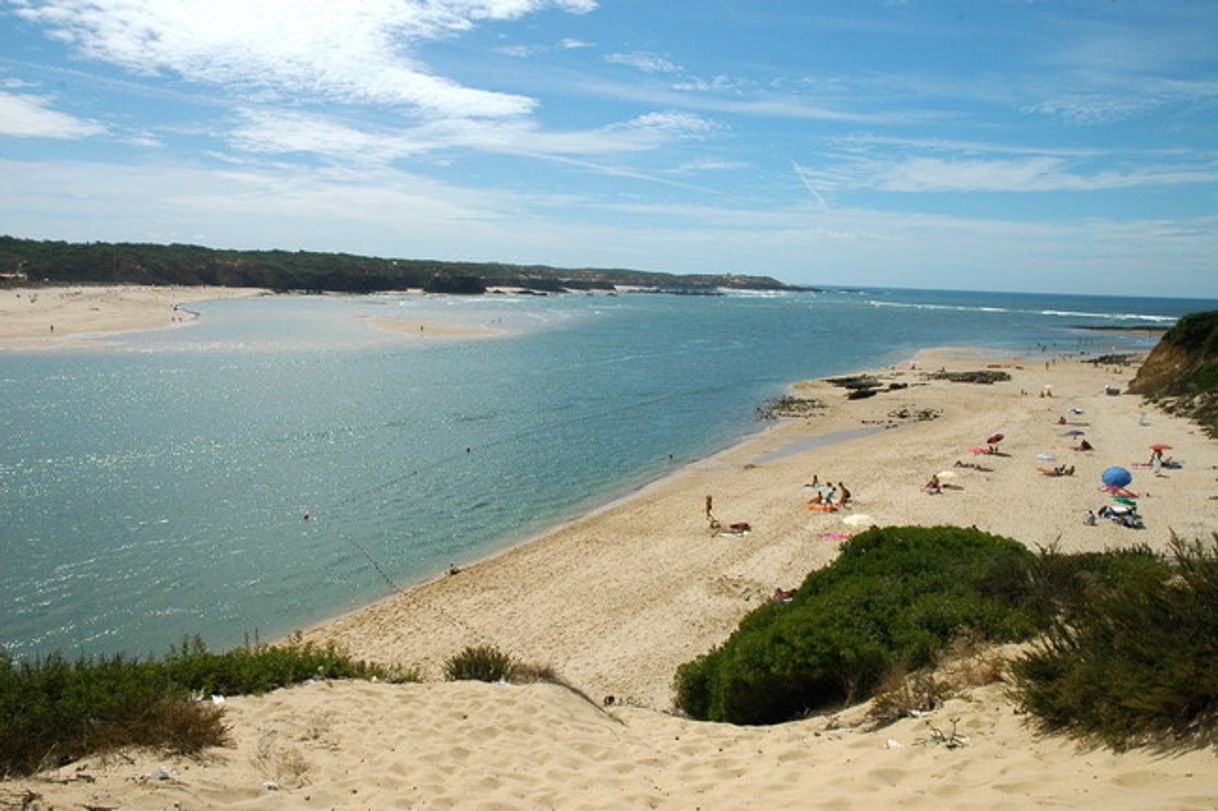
[605,51,681,74]
[0,91,105,138]
[559,37,592,49]
[9,1,597,118]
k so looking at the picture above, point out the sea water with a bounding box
[1,287,1211,660]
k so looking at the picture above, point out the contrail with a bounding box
[791,161,829,209]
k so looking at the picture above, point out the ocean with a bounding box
[1,287,1211,661]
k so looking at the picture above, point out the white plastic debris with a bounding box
[210,694,225,704]
[885,739,903,750]
[263,780,280,791]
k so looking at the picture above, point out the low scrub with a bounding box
[0,635,394,776]
[444,645,518,683]
[1009,537,1218,748]
[674,526,1045,725]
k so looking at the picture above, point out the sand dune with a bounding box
[15,678,1217,810]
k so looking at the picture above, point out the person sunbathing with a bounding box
[924,474,942,494]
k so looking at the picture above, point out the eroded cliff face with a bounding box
[1129,310,1218,435]
[1129,339,1198,396]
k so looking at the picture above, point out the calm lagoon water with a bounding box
[1,287,1211,660]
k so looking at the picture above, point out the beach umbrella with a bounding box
[1101,466,1133,488]
[937,470,960,480]
[986,433,1005,444]
[1149,443,1172,451]
[1036,452,1056,461]
[842,513,875,527]
[1067,407,1084,415]
[1062,429,1086,437]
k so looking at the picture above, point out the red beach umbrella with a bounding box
[986,433,1005,444]
[1149,443,1172,451]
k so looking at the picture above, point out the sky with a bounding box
[1,1,1216,297]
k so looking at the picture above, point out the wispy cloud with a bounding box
[8,1,597,118]
[799,136,1218,195]
[0,91,105,138]
[670,158,747,174]
[605,51,681,74]
[227,106,721,162]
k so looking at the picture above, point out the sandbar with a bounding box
[0,284,265,350]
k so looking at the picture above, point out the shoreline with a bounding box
[13,342,1218,809]
[302,344,1218,711]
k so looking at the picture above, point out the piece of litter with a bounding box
[263,780,280,791]
[151,767,174,781]
[210,694,225,704]
[885,739,903,749]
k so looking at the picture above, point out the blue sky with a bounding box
[1,1,1216,297]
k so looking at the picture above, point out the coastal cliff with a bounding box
[1129,310,1218,435]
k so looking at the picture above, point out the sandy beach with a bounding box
[5,306,1218,808]
[0,284,265,350]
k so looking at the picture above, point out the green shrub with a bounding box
[1010,537,1218,748]
[0,635,392,776]
[674,526,1042,725]
[444,645,517,682]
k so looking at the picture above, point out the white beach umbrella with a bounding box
[937,470,960,479]
[842,513,875,527]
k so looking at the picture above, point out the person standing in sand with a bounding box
[705,494,718,528]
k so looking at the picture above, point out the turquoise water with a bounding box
[1,288,1211,660]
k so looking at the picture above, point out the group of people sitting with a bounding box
[804,474,852,508]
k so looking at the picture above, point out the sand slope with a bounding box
[13,679,1218,810]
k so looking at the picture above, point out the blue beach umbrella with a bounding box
[1062,429,1086,437]
[1101,466,1133,488]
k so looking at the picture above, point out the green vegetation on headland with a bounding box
[674,526,1218,750]
[1129,309,1218,436]
[0,236,807,295]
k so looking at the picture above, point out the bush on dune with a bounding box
[674,526,1046,725]
[0,635,397,777]
[672,526,1181,730]
[1009,536,1218,748]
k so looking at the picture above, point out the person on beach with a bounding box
[837,482,851,506]
[924,474,941,494]
[705,495,720,529]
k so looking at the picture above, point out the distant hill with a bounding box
[0,236,809,295]
[1128,310,1218,436]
